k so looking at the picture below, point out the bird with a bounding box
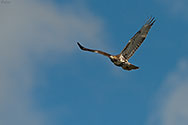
[77,17,156,71]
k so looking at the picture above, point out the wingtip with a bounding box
[146,16,156,26]
[150,17,156,26]
[77,42,84,50]
[150,18,157,26]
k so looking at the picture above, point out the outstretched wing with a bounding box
[120,17,156,60]
[77,42,111,57]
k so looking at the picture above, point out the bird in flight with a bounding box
[77,17,156,71]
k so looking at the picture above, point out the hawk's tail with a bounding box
[129,64,139,70]
[122,63,139,71]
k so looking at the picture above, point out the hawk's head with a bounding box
[109,56,119,63]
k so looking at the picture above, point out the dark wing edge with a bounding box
[77,42,111,57]
[120,17,156,59]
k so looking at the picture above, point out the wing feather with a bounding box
[120,17,156,60]
[77,42,111,57]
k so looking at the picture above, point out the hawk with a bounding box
[77,17,156,71]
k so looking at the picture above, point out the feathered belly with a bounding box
[114,60,124,66]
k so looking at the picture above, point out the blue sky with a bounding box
[0,0,188,125]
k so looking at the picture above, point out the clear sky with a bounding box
[0,0,188,125]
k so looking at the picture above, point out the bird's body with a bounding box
[110,55,139,70]
[77,17,156,71]
[110,55,126,66]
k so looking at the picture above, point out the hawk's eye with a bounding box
[110,58,117,62]
[113,59,117,61]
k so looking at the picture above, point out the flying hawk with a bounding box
[77,17,156,71]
